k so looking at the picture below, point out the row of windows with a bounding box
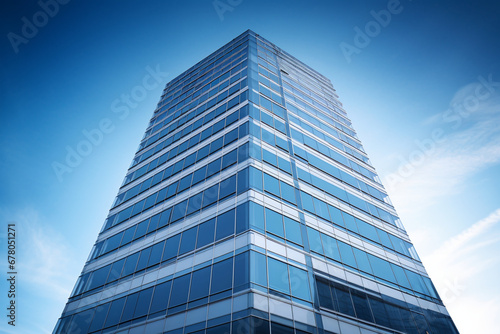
[115,107,249,208]
[150,52,248,136]
[284,92,358,145]
[301,187,415,260]
[132,83,248,168]
[282,75,351,128]
[157,45,247,118]
[141,67,247,151]
[160,34,248,108]
[97,144,251,260]
[297,163,391,216]
[105,138,249,232]
[291,128,376,184]
[248,89,286,120]
[60,252,251,334]
[246,163,399,238]
[308,227,437,300]
[286,99,363,153]
[76,204,249,297]
[124,99,249,188]
[247,147,415,261]
[85,195,308,299]
[288,113,368,164]
[317,277,458,334]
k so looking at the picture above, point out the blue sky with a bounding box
[0,0,499,333]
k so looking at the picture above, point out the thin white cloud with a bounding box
[422,209,500,334]
[383,79,500,214]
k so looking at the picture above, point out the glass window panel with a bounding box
[351,291,374,322]
[284,217,302,245]
[171,199,188,222]
[332,285,356,317]
[368,297,391,328]
[202,184,219,208]
[234,252,250,290]
[368,254,396,284]
[189,266,211,301]
[87,264,111,291]
[69,309,93,334]
[104,297,126,327]
[107,258,125,283]
[158,208,171,228]
[216,209,235,240]
[136,246,152,271]
[236,201,249,234]
[278,157,291,174]
[197,218,216,248]
[121,253,139,277]
[211,258,233,294]
[88,302,110,332]
[321,233,341,262]
[192,166,207,185]
[148,242,165,267]
[280,181,296,205]
[149,281,172,314]
[178,174,193,193]
[268,257,290,295]
[390,263,411,289]
[356,219,379,242]
[222,149,238,169]
[300,191,315,213]
[219,174,236,200]
[265,208,284,238]
[206,158,222,178]
[313,197,330,221]
[342,212,358,233]
[338,241,357,268]
[162,234,181,262]
[307,227,323,254]
[134,220,149,240]
[377,229,394,249]
[186,192,203,216]
[249,201,265,231]
[263,149,277,166]
[147,214,161,234]
[120,226,136,246]
[317,279,335,310]
[288,265,311,301]
[249,167,263,192]
[179,226,198,256]
[263,173,280,197]
[353,248,373,274]
[271,322,294,334]
[169,274,191,307]
[120,292,139,322]
[134,287,154,318]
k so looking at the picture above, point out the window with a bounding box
[196,218,215,248]
[135,247,152,272]
[169,274,191,307]
[104,297,126,327]
[307,227,323,254]
[219,175,236,200]
[280,181,296,205]
[265,208,284,238]
[121,253,139,277]
[121,292,139,322]
[216,209,235,240]
[162,234,181,262]
[338,241,357,268]
[189,266,211,301]
[284,217,302,245]
[149,281,171,314]
[268,257,289,295]
[179,226,197,255]
[211,258,233,294]
[107,258,125,283]
[321,233,341,262]
[288,265,310,301]
[263,173,280,197]
[133,287,154,318]
[87,265,111,291]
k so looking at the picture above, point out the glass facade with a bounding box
[54,30,459,334]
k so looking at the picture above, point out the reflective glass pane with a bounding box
[268,257,289,295]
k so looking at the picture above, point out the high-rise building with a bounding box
[54,30,458,334]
